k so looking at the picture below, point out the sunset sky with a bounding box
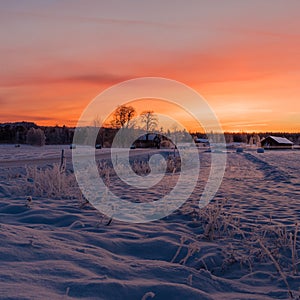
[1,0,300,132]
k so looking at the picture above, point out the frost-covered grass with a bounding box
[15,155,180,199]
[193,198,300,298]
[24,164,80,199]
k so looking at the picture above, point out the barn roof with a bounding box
[137,133,159,141]
[195,138,209,143]
[264,136,293,145]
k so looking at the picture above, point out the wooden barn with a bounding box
[133,133,161,149]
[261,136,293,149]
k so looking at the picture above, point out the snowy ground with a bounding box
[0,145,300,299]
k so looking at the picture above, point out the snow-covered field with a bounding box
[0,145,300,299]
[0,144,73,161]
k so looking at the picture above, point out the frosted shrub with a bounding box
[190,198,300,298]
[25,164,80,199]
[96,156,181,178]
[26,128,46,146]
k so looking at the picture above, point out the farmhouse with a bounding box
[261,136,293,149]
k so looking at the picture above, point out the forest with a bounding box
[1,121,300,147]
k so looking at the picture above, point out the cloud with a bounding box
[0,73,134,87]
[1,114,57,122]
[62,73,134,85]
[3,10,173,28]
[230,123,269,128]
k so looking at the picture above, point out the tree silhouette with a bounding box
[111,105,136,129]
[140,110,158,133]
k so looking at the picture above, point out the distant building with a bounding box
[133,133,161,149]
[261,136,293,149]
[194,137,209,146]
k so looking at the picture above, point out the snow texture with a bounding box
[0,145,300,299]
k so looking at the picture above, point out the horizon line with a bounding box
[1,120,300,134]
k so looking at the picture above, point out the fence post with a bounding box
[60,149,65,172]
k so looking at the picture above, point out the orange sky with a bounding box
[1,1,300,132]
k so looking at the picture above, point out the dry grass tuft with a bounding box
[25,164,80,199]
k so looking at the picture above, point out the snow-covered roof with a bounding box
[266,136,293,145]
[195,138,209,143]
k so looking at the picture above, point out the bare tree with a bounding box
[92,115,104,146]
[111,105,136,129]
[110,105,136,147]
[93,114,102,128]
[140,110,158,132]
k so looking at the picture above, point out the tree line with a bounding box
[1,106,300,146]
[0,122,73,146]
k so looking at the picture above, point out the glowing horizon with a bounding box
[1,1,300,133]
